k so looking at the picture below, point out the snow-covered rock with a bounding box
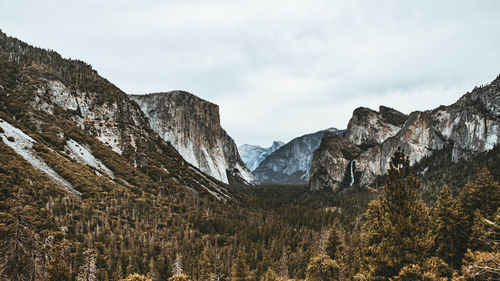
[0,118,81,198]
[130,91,258,185]
[65,139,114,178]
[238,141,284,171]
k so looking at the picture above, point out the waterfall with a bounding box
[349,161,355,187]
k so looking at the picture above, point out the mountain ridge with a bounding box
[309,75,500,191]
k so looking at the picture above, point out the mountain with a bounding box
[0,29,342,281]
[130,92,258,186]
[0,29,232,202]
[309,76,500,191]
[238,141,284,171]
[253,128,343,184]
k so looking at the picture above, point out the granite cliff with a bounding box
[130,92,258,185]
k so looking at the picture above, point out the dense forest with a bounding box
[1,143,499,280]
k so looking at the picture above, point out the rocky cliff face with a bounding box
[0,30,233,201]
[253,128,342,184]
[238,141,284,171]
[130,92,258,185]
[309,76,500,191]
[346,106,408,146]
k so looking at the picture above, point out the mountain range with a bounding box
[238,141,284,171]
[309,80,500,191]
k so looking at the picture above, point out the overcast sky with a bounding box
[1,0,500,147]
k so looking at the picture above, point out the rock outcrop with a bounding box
[130,92,258,185]
[238,141,284,171]
[253,128,343,184]
[309,76,500,191]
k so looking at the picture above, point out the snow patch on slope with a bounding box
[65,139,114,178]
[0,119,80,198]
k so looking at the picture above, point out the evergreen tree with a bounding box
[47,240,72,281]
[232,253,252,281]
[0,204,43,281]
[325,227,342,260]
[468,209,489,251]
[261,267,278,281]
[459,167,500,220]
[358,148,433,280]
[432,185,465,268]
[305,254,339,281]
[199,249,213,281]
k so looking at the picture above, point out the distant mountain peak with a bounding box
[238,141,284,172]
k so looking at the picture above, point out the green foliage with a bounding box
[121,273,152,281]
[432,185,466,268]
[325,227,342,260]
[261,268,279,281]
[358,148,433,280]
[305,254,340,281]
[459,167,500,221]
[232,253,252,281]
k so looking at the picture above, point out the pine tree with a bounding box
[468,209,489,251]
[261,267,278,281]
[47,240,72,281]
[0,204,43,281]
[232,253,252,281]
[358,148,433,280]
[432,185,465,268]
[305,254,340,281]
[459,167,500,220]
[199,249,213,281]
[325,227,342,260]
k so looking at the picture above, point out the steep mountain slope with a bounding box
[253,128,343,184]
[0,29,342,281]
[309,77,500,191]
[0,30,232,201]
[130,92,258,185]
[238,141,284,171]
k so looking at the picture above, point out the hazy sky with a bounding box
[1,0,500,147]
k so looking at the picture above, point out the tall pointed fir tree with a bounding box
[0,203,44,281]
[232,252,252,281]
[432,185,466,269]
[305,254,340,281]
[199,249,214,281]
[325,227,342,261]
[358,148,434,280]
[459,167,500,221]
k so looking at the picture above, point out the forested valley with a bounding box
[1,144,499,280]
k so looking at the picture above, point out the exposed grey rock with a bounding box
[253,128,343,184]
[308,76,500,191]
[130,91,258,185]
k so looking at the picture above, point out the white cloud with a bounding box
[1,0,500,146]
